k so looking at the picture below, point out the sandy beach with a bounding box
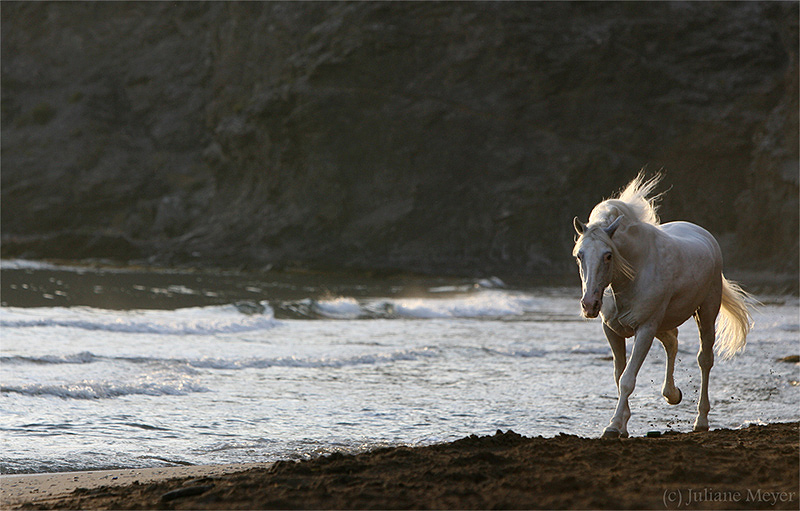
[2,422,797,510]
[0,464,272,509]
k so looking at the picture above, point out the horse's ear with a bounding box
[604,216,623,237]
[573,217,586,234]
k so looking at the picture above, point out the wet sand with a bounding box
[1,464,270,508]
[3,422,797,510]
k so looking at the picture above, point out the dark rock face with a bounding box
[2,2,797,278]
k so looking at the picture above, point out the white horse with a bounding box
[572,173,753,438]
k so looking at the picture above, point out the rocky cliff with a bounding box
[2,2,798,280]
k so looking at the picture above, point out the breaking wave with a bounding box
[1,351,99,365]
[287,291,543,320]
[1,348,440,371]
[183,347,439,370]
[0,380,209,400]
[0,303,278,335]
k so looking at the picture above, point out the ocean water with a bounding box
[1,261,797,474]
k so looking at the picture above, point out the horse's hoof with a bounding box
[664,388,682,405]
[601,428,626,439]
[692,424,709,433]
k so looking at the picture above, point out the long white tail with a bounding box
[715,276,754,359]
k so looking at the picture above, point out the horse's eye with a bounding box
[604,252,613,262]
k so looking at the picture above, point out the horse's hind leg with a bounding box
[656,329,682,405]
[693,298,720,432]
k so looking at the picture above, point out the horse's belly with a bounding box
[658,309,696,332]
[658,277,720,331]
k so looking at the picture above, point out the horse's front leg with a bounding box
[603,322,626,390]
[603,325,656,438]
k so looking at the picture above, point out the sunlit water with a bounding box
[1,261,797,474]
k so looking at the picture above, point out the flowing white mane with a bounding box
[588,172,663,228]
[573,173,664,281]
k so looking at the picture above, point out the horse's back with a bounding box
[659,221,722,264]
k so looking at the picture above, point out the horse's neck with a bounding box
[611,222,656,293]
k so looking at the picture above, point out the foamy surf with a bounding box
[1,380,209,400]
[287,291,545,320]
[0,303,278,335]
[1,262,797,475]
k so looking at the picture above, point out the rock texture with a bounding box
[2,2,797,279]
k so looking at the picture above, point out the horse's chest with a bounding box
[600,295,636,338]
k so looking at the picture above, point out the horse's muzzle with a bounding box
[581,295,602,318]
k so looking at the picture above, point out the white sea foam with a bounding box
[0,303,278,335]
[0,258,198,275]
[383,291,539,319]
[292,291,541,320]
[310,297,364,319]
[0,348,439,371]
[1,259,71,271]
[0,380,208,399]
[0,351,99,365]
[185,347,438,370]
[484,347,549,358]
[475,276,507,289]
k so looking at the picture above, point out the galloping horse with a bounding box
[572,174,753,438]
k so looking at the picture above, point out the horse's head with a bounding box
[572,216,622,318]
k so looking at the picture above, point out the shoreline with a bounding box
[3,422,797,510]
[0,464,271,508]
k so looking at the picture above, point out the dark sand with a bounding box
[5,422,797,510]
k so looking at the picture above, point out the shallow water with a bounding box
[1,261,797,474]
